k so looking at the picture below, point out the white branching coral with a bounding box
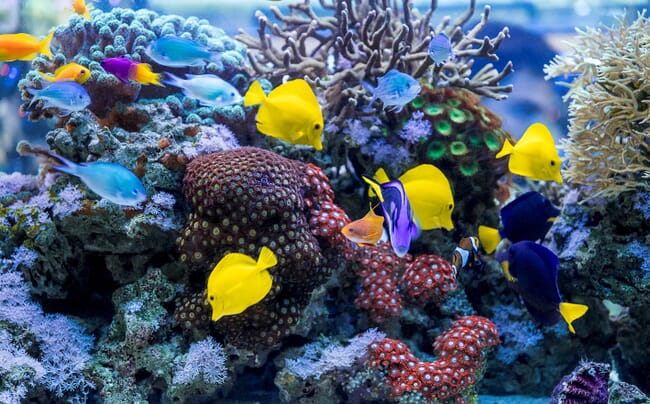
[544,11,650,199]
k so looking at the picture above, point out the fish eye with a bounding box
[348,228,355,233]
[132,189,139,195]
[550,160,556,166]
[448,204,453,210]
[230,92,235,97]
[314,123,321,130]
[209,296,214,301]
[80,69,86,74]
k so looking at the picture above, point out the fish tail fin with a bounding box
[16,141,79,175]
[496,138,514,159]
[39,31,54,60]
[559,302,589,334]
[478,225,501,254]
[162,72,183,88]
[25,87,41,108]
[36,71,54,82]
[257,246,278,271]
[134,63,163,86]
[244,80,266,106]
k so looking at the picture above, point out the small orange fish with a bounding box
[341,209,385,246]
[73,0,92,20]
[37,62,90,84]
[0,31,54,62]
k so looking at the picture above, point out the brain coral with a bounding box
[175,147,348,348]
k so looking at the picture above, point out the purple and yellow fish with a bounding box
[100,57,163,86]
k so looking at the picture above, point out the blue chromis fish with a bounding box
[17,141,147,206]
[145,37,221,68]
[367,69,421,112]
[479,191,560,254]
[207,246,278,322]
[497,241,589,334]
[496,122,563,183]
[362,164,454,257]
[428,32,454,66]
[164,73,242,107]
[341,207,385,247]
[25,81,91,115]
[244,79,324,150]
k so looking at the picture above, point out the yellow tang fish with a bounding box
[496,122,563,183]
[0,31,54,62]
[73,0,92,20]
[341,208,385,246]
[38,62,90,84]
[371,164,455,231]
[207,246,278,322]
[244,79,324,150]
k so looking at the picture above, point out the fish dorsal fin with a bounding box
[500,191,538,229]
[518,123,554,150]
[365,167,390,199]
[559,302,589,334]
[212,252,256,277]
[399,164,454,230]
[268,79,319,107]
[244,80,266,106]
[362,175,385,203]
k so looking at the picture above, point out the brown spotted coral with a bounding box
[175,147,348,348]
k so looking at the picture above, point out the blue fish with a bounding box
[145,37,221,68]
[497,241,588,334]
[25,81,91,115]
[164,73,242,107]
[17,142,147,206]
[428,33,454,66]
[367,69,421,112]
[362,175,419,258]
[479,191,560,253]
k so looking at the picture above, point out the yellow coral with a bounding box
[544,11,650,199]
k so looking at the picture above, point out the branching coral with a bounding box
[544,11,650,199]
[237,0,512,123]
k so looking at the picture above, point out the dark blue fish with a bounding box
[497,241,588,333]
[479,191,560,253]
[428,33,454,66]
[501,191,560,242]
[362,176,419,258]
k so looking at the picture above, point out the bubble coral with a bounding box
[544,11,650,200]
[368,315,499,402]
[175,147,348,348]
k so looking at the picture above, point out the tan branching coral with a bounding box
[544,11,650,199]
[237,0,512,123]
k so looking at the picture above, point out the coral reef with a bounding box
[238,0,511,122]
[175,147,348,349]
[368,315,499,402]
[544,11,650,199]
[550,360,609,404]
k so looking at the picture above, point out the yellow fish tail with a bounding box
[559,302,589,334]
[256,246,278,270]
[39,31,54,60]
[132,63,163,86]
[496,138,514,159]
[36,71,55,82]
[244,80,266,106]
[478,225,500,254]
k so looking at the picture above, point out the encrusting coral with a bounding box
[544,11,650,199]
[237,0,512,123]
[175,147,349,348]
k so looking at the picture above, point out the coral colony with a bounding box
[1,1,649,403]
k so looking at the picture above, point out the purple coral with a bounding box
[550,360,609,404]
[172,336,227,385]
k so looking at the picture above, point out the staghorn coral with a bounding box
[237,0,512,123]
[175,147,349,348]
[367,316,499,403]
[544,11,650,200]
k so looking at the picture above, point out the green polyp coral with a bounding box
[544,11,650,199]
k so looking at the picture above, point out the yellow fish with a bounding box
[341,208,385,246]
[207,246,277,322]
[371,164,455,231]
[73,0,92,20]
[130,63,162,86]
[496,122,563,183]
[244,79,324,150]
[37,62,90,84]
[0,31,54,62]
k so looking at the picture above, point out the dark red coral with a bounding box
[368,316,500,402]
[175,147,349,347]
